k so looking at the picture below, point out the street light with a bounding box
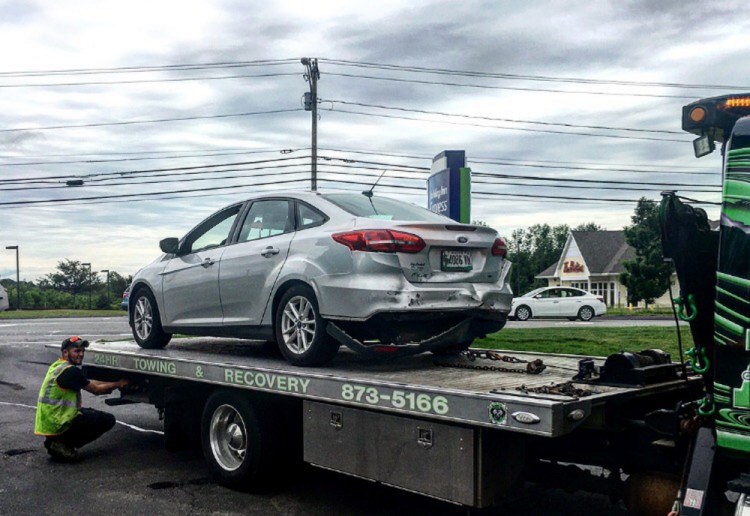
[82,262,92,310]
[99,269,110,307]
[5,246,19,310]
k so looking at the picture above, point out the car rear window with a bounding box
[323,194,449,222]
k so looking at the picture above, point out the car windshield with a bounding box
[323,193,450,222]
[522,288,545,297]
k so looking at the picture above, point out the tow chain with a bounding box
[434,349,547,375]
[516,382,593,397]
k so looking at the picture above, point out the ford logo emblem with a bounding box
[457,236,468,243]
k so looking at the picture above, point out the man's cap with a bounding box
[61,336,89,352]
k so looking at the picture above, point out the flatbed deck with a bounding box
[78,338,699,438]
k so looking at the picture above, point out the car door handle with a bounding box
[201,258,216,268]
[261,247,280,257]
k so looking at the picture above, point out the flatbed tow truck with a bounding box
[73,337,701,511]
[68,91,750,514]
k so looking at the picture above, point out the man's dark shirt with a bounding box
[57,365,90,391]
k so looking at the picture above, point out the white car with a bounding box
[0,284,8,311]
[509,286,606,322]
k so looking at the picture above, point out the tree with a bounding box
[573,222,604,232]
[620,198,673,308]
[507,223,570,295]
[506,222,604,295]
[45,259,99,307]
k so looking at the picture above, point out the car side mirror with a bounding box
[160,237,180,254]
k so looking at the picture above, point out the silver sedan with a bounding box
[128,191,512,366]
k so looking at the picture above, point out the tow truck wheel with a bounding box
[578,306,595,321]
[275,285,339,367]
[515,305,532,321]
[131,289,171,349]
[201,390,276,491]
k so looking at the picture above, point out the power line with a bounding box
[325,72,697,100]
[0,177,311,207]
[0,156,311,184]
[320,58,750,91]
[325,108,689,143]
[0,58,300,78]
[0,148,305,167]
[317,146,713,172]
[0,72,300,89]
[315,176,720,206]
[323,99,684,135]
[0,108,301,134]
[5,56,742,92]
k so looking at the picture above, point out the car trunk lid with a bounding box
[386,222,503,284]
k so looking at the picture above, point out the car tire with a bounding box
[515,305,532,322]
[201,390,278,491]
[275,285,339,367]
[131,288,171,349]
[578,306,595,322]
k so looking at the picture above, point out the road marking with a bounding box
[116,421,164,435]
[0,401,35,409]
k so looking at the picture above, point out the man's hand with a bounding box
[84,378,129,396]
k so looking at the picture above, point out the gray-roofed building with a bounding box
[535,230,675,307]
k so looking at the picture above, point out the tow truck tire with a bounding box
[578,306,595,321]
[275,285,339,367]
[201,390,277,491]
[131,289,171,349]
[515,305,532,321]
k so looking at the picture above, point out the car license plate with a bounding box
[441,250,472,271]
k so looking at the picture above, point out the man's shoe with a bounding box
[47,441,78,462]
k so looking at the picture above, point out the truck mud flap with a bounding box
[326,318,473,358]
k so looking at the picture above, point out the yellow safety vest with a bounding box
[34,359,82,436]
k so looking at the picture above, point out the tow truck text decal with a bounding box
[224,368,310,394]
[340,383,450,415]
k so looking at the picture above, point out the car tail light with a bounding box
[596,296,604,303]
[491,237,507,257]
[332,230,426,254]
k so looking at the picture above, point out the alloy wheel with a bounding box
[134,296,153,340]
[280,295,317,354]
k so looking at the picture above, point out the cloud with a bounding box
[0,0,737,280]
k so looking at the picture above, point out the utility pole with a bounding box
[100,269,110,306]
[5,246,19,310]
[301,58,320,191]
[82,262,92,310]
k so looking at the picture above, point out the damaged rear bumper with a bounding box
[315,275,512,322]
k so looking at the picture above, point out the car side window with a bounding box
[564,289,584,297]
[185,206,241,254]
[296,202,326,230]
[238,200,292,243]
[539,289,561,299]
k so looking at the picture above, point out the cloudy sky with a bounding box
[0,0,744,282]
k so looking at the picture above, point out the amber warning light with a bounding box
[689,106,706,123]
[723,97,750,108]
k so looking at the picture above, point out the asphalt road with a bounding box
[0,317,634,515]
